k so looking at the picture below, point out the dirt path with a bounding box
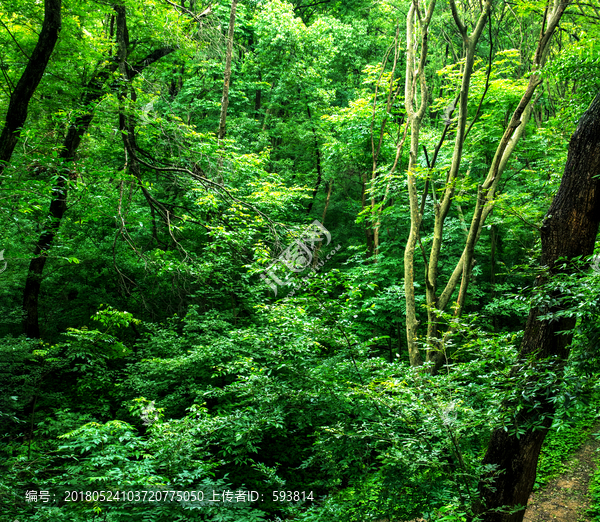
[523,431,600,522]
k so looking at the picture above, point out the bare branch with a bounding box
[164,0,212,22]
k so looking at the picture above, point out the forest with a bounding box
[1,0,600,520]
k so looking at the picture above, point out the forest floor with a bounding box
[523,429,600,522]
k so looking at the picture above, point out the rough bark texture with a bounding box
[0,0,62,178]
[21,171,68,338]
[477,91,600,522]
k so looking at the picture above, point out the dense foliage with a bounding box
[1,0,599,520]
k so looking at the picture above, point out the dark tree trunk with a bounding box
[0,0,62,178]
[477,91,600,522]
[21,74,96,337]
[22,177,67,338]
[21,7,175,338]
[311,181,333,267]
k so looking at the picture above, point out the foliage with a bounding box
[534,396,600,489]
[588,443,600,522]
[0,0,599,519]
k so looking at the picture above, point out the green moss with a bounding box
[588,452,600,521]
[534,404,599,489]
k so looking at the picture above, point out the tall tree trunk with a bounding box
[477,91,600,522]
[371,26,401,261]
[254,71,262,118]
[218,0,238,140]
[423,0,569,372]
[403,0,436,366]
[422,0,491,367]
[361,170,374,255]
[374,120,408,259]
[21,6,175,338]
[0,0,62,179]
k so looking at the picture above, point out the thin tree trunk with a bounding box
[374,121,408,259]
[22,173,68,338]
[371,27,402,261]
[321,181,333,224]
[361,35,398,257]
[360,171,374,255]
[403,0,436,366]
[255,71,262,118]
[425,0,570,372]
[490,224,498,331]
[476,91,600,522]
[0,0,62,179]
[218,0,238,140]
[421,0,491,366]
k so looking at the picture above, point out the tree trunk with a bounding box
[371,26,401,261]
[22,174,68,338]
[0,0,62,179]
[21,6,175,338]
[477,91,600,522]
[423,0,569,373]
[374,120,408,260]
[218,0,238,140]
[254,70,262,118]
[403,0,436,366]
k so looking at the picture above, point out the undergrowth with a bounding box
[588,446,600,521]
[534,398,600,490]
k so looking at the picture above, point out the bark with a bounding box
[0,0,62,179]
[490,224,498,330]
[424,0,570,372]
[374,121,408,259]
[22,5,175,338]
[255,71,262,118]
[371,27,402,260]
[476,91,600,522]
[421,0,491,366]
[218,0,238,140]
[115,9,190,261]
[402,0,437,366]
[360,171,374,254]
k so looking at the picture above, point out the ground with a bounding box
[523,432,600,522]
